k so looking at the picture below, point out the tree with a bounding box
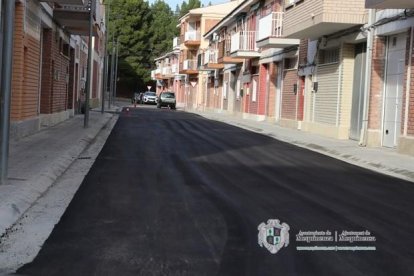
[108,0,153,93]
[179,0,201,17]
[108,0,180,94]
[148,1,179,62]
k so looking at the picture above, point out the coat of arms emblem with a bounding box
[258,219,290,254]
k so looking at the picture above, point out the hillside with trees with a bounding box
[108,0,187,96]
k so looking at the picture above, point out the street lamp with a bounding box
[0,0,15,184]
[84,0,95,128]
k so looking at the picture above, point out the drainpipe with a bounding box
[359,9,375,147]
[0,0,15,185]
[403,27,413,136]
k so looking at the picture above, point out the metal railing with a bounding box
[171,64,178,74]
[184,31,201,41]
[173,37,180,48]
[162,67,172,75]
[257,12,284,41]
[203,51,210,64]
[183,59,197,70]
[207,49,218,63]
[231,31,258,52]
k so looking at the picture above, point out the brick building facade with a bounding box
[6,0,105,139]
[153,1,414,156]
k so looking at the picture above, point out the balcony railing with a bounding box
[184,31,201,42]
[48,0,85,4]
[183,59,197,70]
[218,39,232,57]
[257,12,283,41]
[231,31,258,53]
[173,37,180,48]
[171,64,178,74]
[203,51,210,65]
[53,1,98,35]
[55,4,88,11]
[207,49,218,63]
[283,0,367,38]
[162,67,171,75]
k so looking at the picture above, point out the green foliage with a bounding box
[107,0,178,92]
[179,0,201,18]
[148,0,179,60]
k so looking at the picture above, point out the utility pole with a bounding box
[84,0,95,128]
[109,37,115,109]
[101,2,109,114]
[0,0,15,185]
[113,37,119,102]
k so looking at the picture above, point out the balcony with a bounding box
[197,52,208,70]
[197,50,220,71]
[217,40,244,64]
[365,0,414,8]
[39,0,84,4]
[180,59,198,74]
[171,64,179,74]
[230,31,261,58]
[184,31,201,47]
[205,49,224,69]
[173,37,180,50]
[283,0,367,39]
[162,66,172,78]
[256,12,300,49]
[53,2,98,36]
[154,68,162,79]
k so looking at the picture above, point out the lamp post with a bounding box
[84,0,95,128]
[109,37,115,109]
[101,2,109,114]
[0,0,15,184]
[113,37,119,102]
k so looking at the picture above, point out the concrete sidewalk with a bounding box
[191,110,414,183]
[0,106,120,240]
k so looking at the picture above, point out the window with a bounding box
[284,57,297,70]
[251,65,258,74]
[62,42,70,58]
[319,48,340,65]
[223,81,228,99]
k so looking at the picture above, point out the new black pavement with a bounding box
[17,107,414,275]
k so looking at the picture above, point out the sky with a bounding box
[147,0,230,10]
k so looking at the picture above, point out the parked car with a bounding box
[157,91,176,109]
[142,91,157,104]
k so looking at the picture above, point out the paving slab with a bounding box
[0,107,119,240]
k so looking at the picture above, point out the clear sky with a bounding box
[147,0,230,11]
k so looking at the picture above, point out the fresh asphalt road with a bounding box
[17,106,414,276]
